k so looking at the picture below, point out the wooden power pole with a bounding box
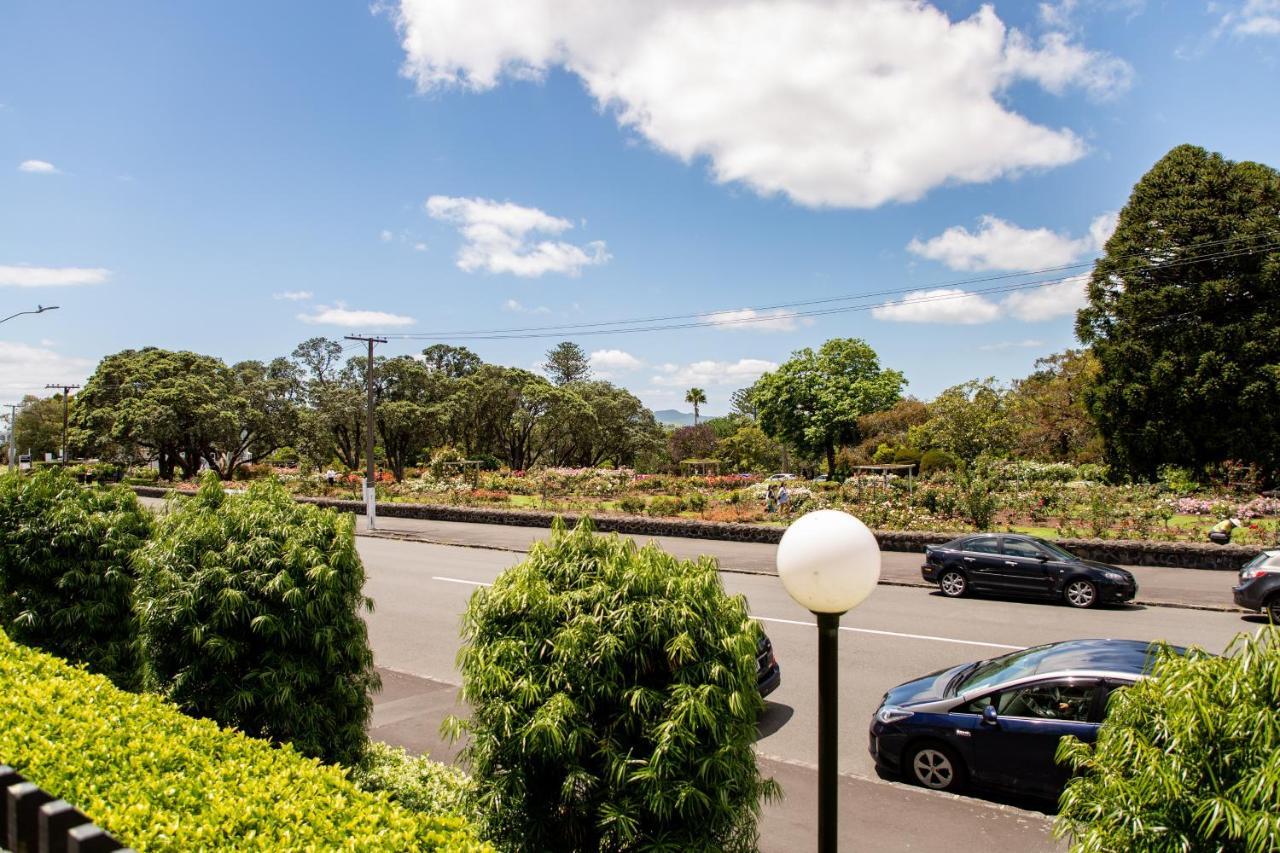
[44,384,81,463]
[343,336,386,529]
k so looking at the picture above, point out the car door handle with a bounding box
[963,557,975,562]
[1004,561,1017,566]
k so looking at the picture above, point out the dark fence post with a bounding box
[39,799,92,853]
[7,780,53,852]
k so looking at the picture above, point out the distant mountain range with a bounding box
[653,409,723,427]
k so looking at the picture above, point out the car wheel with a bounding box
[1267,598,1280,624]
[1064,579,1098,609]
[939,570,968,598]
[906,742,966,792]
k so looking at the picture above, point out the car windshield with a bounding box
[1032,538,1078,561]
[955,645,1057,694]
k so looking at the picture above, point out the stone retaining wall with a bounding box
[130,486,1258,571]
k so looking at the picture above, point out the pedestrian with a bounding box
[1208,517,1241,545]
[777,483,790,516]
[766,483,778,514]
[325,468,337,487]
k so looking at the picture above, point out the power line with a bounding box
[373,239,1280,341]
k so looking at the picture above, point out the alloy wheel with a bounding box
[1065,580,1097,608]
[911,747,956,790]
[940,571,966,597]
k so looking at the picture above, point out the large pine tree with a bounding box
[1076,144,1280,480]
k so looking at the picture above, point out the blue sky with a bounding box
[2,0,1278,413]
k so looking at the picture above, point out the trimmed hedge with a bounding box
[0,629,486,851]
[135,473,380,766]
[0,468,152,690]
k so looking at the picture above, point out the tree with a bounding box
[376,356,448,480]
[909,379,1015,464]
[201,358,300,478]
[547,381,663,468]
[1010,350,1102,463]
[1077,144,1280,481]
[755,338,906,477]
[667,424,718,467]
[11,394,65,459]
[854,398,929,461]
[730,383,760,420]
[452,520,777,851]
[542,341,592,386]
[716,424,782,473]
[1055,631,1280,852]
[451,366,580,470]
[421,344,482,378]
[685,387,707,425]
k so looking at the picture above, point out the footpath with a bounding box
[369,667,1061,853]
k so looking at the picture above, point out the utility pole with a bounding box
[344,335,386,529]
[3,403,23,472]
[44,384,81,463]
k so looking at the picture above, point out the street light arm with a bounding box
[0,305,60,325]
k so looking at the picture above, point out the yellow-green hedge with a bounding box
[0,630,488,851]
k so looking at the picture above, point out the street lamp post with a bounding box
[776,509,882,853]
[0,304,59,325]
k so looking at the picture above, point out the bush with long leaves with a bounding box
[135,472,379,765]
[451,517,778,851]
[1055,629,1280,852]
[0,467,151,690]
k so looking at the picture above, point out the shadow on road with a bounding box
[1240,613,1275,625]
[757,702,795,739]
[924,589,1146,613]
[872,764,1059,816]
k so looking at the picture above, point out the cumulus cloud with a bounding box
[872,288,1003,324]
[1222,0,1280,36]
[1003,274,1090,321]
[0,342,94,401]
[297,303,416,327]
[908,212,1117,272]
[18,160,58,174]
[0,265,110,287]
[502,298,551,314]
[273,290,313,301]
[589,349,643,376]
[389,1,1130,208]
[426,195,609,277]
[701,308,810,332]
[651,358,778,387]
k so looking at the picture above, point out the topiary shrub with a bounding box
[919,449,959,475]
[135,472,379,765]
[451,519,778,851]
[1056,630,1280,852]
[0,629,485,851]
[0,468,152,690]
[645,494,684,517]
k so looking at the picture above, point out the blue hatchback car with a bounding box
[868,639,1178,798]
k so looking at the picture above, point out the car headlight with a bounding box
[875,706,914,725]
[1102,570,1128,583]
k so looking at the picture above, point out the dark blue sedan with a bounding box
[868,639,1178,798]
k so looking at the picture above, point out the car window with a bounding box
[957,695,995,715]
[1003,539,1046,559]
[997,682,1097,722]
[965,537,1001,555]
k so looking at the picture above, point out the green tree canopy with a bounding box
[11,393,66,460]
[684,387,708,425]
[755,338,905,476]
[1077,144,1280,480]
[1010,350,1102,464]
[909,378,1015,464]
[542,341,592,386]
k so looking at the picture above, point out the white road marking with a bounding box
[753,616,1023,651]
[433,576,492,587]
[430,577,1022,650]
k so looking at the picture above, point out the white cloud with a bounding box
[502,298,551,314]
[0,265,110,287]
[413,242,428,252]
[389,1,1130,208]
[908,211,1117,271]
[701,308,810,332]
[978,338,1047,351]
[426,195,609,277]
[1224,0,1280,36]
[651,358,778,387]
[589,349,643,376]
[1003,274,1089,321]
[273,290,314,301]
[872,288,1002,324]
[379,230,394,242]
[297,303,416,327]
[18,160,58,174]
[0,342,94,401]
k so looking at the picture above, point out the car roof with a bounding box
[957,638,1184,699]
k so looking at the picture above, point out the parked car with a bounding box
[756,630,781,697]
[921,534,1136,608]
[869,639,1181,798]
[766,473,798,481]
[1232,550,1280,622]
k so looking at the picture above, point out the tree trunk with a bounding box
[826,440,836,478]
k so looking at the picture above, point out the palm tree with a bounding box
[685,387,707,426]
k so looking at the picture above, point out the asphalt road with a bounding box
[354,532,1258,851]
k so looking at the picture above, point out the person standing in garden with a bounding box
[777,483,790,516]
[766,484,778,514]
[1209,517,1241,545]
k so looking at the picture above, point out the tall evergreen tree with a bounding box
[542,341,592,385]
[1076,144,1280,480]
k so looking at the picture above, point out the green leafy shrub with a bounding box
[135,472,379,765]
[1056,630,1280,852]
[124,465,161,485]
[919,449,959,475]
[645,494,684,516]
[892,446,922,466]
[0,629,485,851]
[350,741,474,821]
[958,473,1000,530]
[617,495,646,514]
[684,491,708,512]
[0,468,152,689]
[451,519,778,851]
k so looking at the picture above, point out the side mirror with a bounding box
[982,705,999,725]
[1037,554,1050,562]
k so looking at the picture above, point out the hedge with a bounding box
[0,629,486,851]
